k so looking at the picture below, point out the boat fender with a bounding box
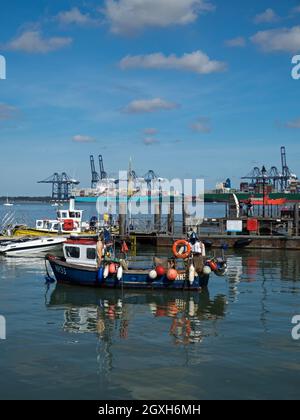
[189,264,195,284]
[207,260,218,272]
[149,270,158,280]
[109,263,117,275]
[103,265,109,279]
[117,266,123,281]
[167,269,178,281]
[203,266,212,275]
[156,265,166,277]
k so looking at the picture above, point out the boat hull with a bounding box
[47,256,209,290]
[0,238,66,256]
[13,227,96,237]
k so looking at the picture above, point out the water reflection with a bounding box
[48,286,227,342]
[225,250,300,300]
[46,285,228,374]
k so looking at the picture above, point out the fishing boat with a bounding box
[46,238,227,290]
[0,236,66,256]
[13,198,91,237]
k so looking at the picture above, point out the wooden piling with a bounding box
[182,194,186,235]
[119,203,127,237]
[294,204,299,236]
[154,204,161,232]
[168,194,175,235]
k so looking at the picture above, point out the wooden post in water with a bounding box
[168,194,175,235]
[119,203,127,237]
[154,204,161,232]
[182,194,187,235]
[294,204,299,237]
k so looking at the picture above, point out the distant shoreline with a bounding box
[0,196,52,203]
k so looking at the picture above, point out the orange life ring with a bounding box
[172,240,192,259]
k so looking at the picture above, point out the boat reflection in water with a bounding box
[47,285,228,347]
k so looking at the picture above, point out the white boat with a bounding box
[35,198,89,234]
[0,236,66,256]
[3,196,14,207]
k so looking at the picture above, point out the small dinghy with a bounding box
[234,238,253,249]
[0,236,66,256]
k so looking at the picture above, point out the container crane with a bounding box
[98,155,108,180]
[38,173,79,201]
[90,155,100,188]
[280,146,292,191]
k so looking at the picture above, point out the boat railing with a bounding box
[0,210,16,236]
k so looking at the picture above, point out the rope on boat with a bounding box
[44,259,56,284]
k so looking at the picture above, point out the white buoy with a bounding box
[203,266,212,275]
[189,264,195,284]
[103,265,109,279]
[117,266,123,281]
[149,270,158,280]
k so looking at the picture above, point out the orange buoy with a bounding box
[208,260,218,271]
[156,265,166,277]
[172,240,192,259]
[167,269,178,281]
[109,263,117,274]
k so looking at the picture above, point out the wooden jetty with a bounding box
[116,202,300,250]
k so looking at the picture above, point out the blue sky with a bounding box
[1,0,300,195]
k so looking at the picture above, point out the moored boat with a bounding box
[3,196,14,207]
[0,236,66,256]
[46,238,213,290]
[14,198,91,236]
[46,238,227,290]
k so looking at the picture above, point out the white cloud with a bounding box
[251,26,300,53]
[254,8,279,24]
[286,118,300,129]
[225,36,246,48]
[144,128,158,135]
[103,0,215,35]
[0,104,17,120]
[191,117,211,133]
[4,30,72,53]
[57,7,100,26]
[72,135,95,143]
[143,137,160,146]
[123,98,179,114]
[120,51,226,74]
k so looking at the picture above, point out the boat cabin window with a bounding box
[65,246,80,259]
[86,248,96,260]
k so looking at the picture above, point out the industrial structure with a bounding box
[72,155,164,199]
[241,147,299,194]
[38,173,79,201]
[90,155,107,188]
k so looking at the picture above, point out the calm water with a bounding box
[0,248,300,400]
[0,203,300,400]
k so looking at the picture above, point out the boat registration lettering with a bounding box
[176,274,186,281]
[55,265,67,276]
